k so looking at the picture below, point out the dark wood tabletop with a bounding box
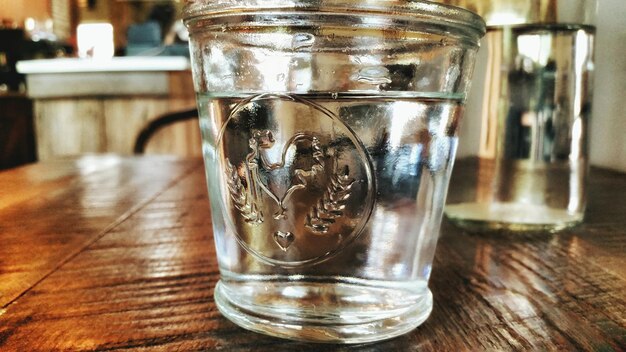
[0,155,624,351]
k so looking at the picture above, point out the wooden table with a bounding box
[0,156,624,351]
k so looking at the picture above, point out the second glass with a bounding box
[445,0,597,232]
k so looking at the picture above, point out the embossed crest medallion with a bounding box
[217,94,375,267]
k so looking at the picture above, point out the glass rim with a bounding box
[183,0,486,38]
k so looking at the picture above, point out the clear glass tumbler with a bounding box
[184,0,484,343]
[445,0,597,232]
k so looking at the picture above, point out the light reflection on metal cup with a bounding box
[445,0,597,232]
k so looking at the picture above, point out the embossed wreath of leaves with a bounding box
[305,165,355,234]
[225,160,263,223]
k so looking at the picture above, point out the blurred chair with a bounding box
[134,108,198,154]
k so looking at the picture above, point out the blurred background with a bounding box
[0,0,624,171]
[0,0,187,61]
[446,0,626,173]
[0,0,197,171]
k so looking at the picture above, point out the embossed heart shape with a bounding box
[273,231,294,251]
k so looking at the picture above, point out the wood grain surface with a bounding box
[0,156,624,351]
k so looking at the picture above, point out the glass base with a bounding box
[445,202,583,233]
[214,278,433,344]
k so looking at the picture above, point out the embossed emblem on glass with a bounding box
[216,94,375,266]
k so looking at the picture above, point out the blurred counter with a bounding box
[16,57,200,160]
[16,57,190,74]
